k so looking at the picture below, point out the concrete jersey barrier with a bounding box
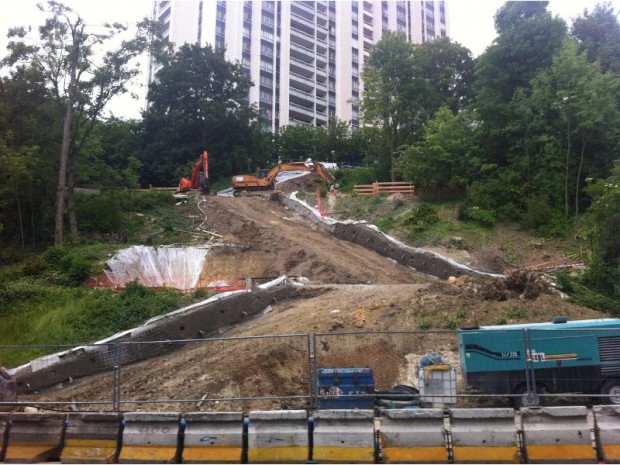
[4,412,66,463]
[118,412,181,464]
[379,408,448,463]
[247,410,308,463]
[593,405,620,463]
[520,406,596,463]
[449,408,519,463]
[312,409,375,463]
[182,412,244,464]
[61,412,122,464]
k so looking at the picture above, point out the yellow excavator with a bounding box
[231,161,336,195]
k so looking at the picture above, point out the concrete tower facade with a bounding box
[150,1,449,131]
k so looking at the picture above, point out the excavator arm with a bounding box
[232,161,335,193]
[177,151,210,193]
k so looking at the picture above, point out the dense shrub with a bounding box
[333,167,379,192]
[402,203,439,231]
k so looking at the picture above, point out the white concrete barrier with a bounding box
[450,408,520,463]
[4,412,66,463]
[521,406,596,463]
[380,408,448,463]
[118,412,180,463]
[247,410,308,463]
[61,412,122,464]
[593,405,620,463]
[182,412,243,464]
[0,413,9,462]
[313,409,375,463]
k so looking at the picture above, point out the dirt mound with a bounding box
[450,271,555,301]
[21,193,607,411]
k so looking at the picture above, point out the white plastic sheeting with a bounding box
[104,245,209,290]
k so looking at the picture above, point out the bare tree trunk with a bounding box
[564,120,571,220]
[54,58,78,246]
[574,132,591,223]
[15,193,24,255]
[67,147,78,243]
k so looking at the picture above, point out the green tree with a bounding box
[474,2,567,167]
[5,1,158,245]
[362,32,417,181]
[571,2,620,76]
[582,160,620,295]
[412,38,475,116]
[530,40,620,222]
[142,43,256,186]
[396,107,479,195]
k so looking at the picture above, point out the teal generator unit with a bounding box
[458,318,620,406]
[317,368,375,409]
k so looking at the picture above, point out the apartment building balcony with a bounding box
[290,27,315,49]
[290,72,315,93]
[289,102,315,123]
[290,41,315,64]
[291,3,314,22]
[291,17,315,37]
[315,85,327,97]
[316,55,327,69]
[315,69,327,82]
[289,88,314,108]
[290,57,315,78]
[288,118,313,127]
[316,98,327,112]
[294,2,315,14]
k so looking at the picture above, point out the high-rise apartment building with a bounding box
[150,1,449,131]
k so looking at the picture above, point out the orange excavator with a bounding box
[177,151,210,194]
[231,160,337,195]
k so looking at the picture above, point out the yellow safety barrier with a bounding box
[182,412,243,464]
[594,405,620,463]
[118,412,180,464]
[380,408,448,463]
[450,408,520,463]
[247,410,308,463]
[61,412,121,464]
[313,409,375,463]
[521,406,596,463]
[4,412,66,463]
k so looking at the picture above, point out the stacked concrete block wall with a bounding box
[13,282,299,393]
[279,193,496,280]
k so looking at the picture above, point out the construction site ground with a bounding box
[26,176,604,411]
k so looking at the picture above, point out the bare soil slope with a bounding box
[25,189,605,411]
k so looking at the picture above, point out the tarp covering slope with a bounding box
[104,245,209,290]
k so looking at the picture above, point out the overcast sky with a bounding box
[0,0,617,119]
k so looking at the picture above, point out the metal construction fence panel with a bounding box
[1,325,619,411]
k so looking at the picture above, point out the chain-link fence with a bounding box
[1,326,618,411]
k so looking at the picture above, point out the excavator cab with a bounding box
[176,151,210,194]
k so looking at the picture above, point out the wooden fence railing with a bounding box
[353,181,415,196]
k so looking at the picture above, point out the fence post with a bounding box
[310,334,319,410]
[113,343,122,412]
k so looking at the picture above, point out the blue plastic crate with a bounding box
[317,368,375,409]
